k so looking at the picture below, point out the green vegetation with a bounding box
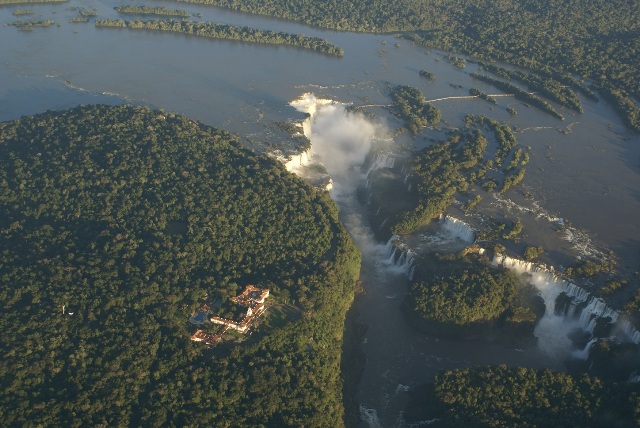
[500,220,523,240]
[0,0,66,4]
[404,252,543,340]
[0,105,361,426]
[469,87,496,104]
[12,9,34,15]
[461,194,481,212]
[419,69,435,81]
[95,19,344,57]
[405,365,640,427]
[464,115,529,194]
[444,54,465,68]
[390,85,441,135]
[7,19,54,27]
[523,245,544,261]
[599,279,629,296]
[174,0,640,131]
[115,5,191,17]
[506,106,517,116]
[480,62,584,112]
[564,258,617,278]
[471,73,564,120]
[68,17,89,23]
[391,115,527,235]
[391,130,486,234]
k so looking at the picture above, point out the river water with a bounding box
[2,1,639,426]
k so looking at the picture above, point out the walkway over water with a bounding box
[353,93,519,110]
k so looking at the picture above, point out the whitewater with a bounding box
[288,93,566,427]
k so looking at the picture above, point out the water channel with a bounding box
[2,1,640,426]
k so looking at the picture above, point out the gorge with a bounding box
[1,0,639,426]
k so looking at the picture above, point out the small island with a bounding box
[403,250,544,344]
[95,19,345,57]
[115,5,191,18]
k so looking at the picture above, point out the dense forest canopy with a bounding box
[405,365,640,427]
[176,0,640,131]
[389,114,528,236]
[404,252,543,340]
[0,105,361,426]
[95,19,344,56]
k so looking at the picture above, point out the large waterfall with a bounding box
[494,254,640,359]
[439,215,475,243]
[281,93,640,428]
[385,235,416,280]
[288,93,422,427]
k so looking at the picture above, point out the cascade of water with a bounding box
[407,183,412,192]
[572,338,598,359]
[366,152,395,176]
[385,235,416,280]
[284,146,313,171]
[628,372,640,383]
[385,235,398,253]
[578,297,618,332]
[375,206,381,216]
[493,254,637,359]
[359,406,383,428]
[621,320,640,344]
[564,283,590,303]
[388,247,399,264]
[440,215,475,243]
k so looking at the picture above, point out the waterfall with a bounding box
[440,215,475,243]
[284,146,313,171]
[493,254,640,359]
[366,151,395,176]
[622,320,640,344]
[386,235,416,280]
[572,338,598,359]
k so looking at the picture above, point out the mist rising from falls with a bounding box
[290,93,397,268]
[291,93,381,197]
[494,254,640,361]
[439,215,475,244]
[291,93,418,427]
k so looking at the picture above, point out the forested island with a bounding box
[7,18,54,27]
[114,5,191,18]
[390,85,441,135]
[0,105,360,426]
[404,365,640,427]
[404,251,543,343]
[95,19,344,57]
[385,110,527,236]
[175,0,640,131]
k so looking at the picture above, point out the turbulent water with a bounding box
[291,95,565,427]
[2,2,640,426]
